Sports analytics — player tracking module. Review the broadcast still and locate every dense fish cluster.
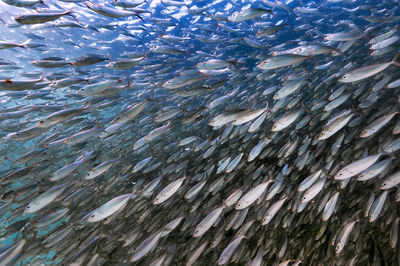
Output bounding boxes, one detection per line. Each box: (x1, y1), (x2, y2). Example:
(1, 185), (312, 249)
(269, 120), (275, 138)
(1, 0), (400, 265)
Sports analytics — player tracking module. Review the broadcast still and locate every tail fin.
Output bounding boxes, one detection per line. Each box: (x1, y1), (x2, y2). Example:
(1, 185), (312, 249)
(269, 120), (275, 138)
(66, 9), (79, 23)
(40, 0), (49, 8)
(391, 51), (400, 67)
(20, 39), (31, 49)
(135, 14), (144, 22)
(227, 59), (239, 70)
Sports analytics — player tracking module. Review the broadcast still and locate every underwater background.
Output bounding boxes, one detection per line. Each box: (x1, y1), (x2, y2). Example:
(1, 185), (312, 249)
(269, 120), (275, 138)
(1, 0), (400, 265)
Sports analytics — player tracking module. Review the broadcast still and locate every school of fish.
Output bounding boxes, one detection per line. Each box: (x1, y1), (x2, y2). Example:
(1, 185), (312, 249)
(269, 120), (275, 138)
(0, 0), (400, 265)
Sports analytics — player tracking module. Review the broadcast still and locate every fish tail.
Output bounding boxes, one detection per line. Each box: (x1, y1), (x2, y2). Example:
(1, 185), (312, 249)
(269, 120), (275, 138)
(65, 8), (74, 15)
(62, 137), (70, 145)
(331, 47), (343, 55)
(391, 52), (400, 67)
(49, 79), (57, 86)
(20, 39), (31, 49)
(135, 14), (144, 22)
(39, 71), (45, 81)
(227, 59), (239, 70)
(146, 91), (156, 102)
(150, 82), (161, 88)
(40, 0), (49, 8)
(84, 102), (93, 113)
(66, 9), (79, 23)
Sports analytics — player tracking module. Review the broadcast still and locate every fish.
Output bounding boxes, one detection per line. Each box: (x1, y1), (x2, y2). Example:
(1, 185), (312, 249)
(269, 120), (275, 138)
(35, 107), (88, 128)
(335, 220), (358, 254)
(85, 2), (143, 19)
(71, 54), (109, 67)
(334, 154), (382, 180)
(85, 158), (118, 179)
(193, 205), (225, 237)
(0, 73), (44, 91)
(257, 54), (309, 70)
(318, 111), (354, 140)
(162, 75), (204, 89)
(153, 174), (186, 204)
(360, 111), (398, 138)
(339, 53), (400, 83)
(15, 10), (73, 24)
(24, 183), (69, 213)
(261, 197), (287, 225)
(271, 109), (303, 131)
(0, 39), (30, 50)
(228, 8), (271, 22)
(236, 180), (273, 210)
(217, 235), (247, 265)
(81, 193), (133, 222)
(106, 56), (144, 70)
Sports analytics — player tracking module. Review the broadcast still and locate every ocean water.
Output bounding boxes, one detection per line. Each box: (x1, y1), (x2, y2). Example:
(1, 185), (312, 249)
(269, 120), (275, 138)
(1, 0), (400, 265)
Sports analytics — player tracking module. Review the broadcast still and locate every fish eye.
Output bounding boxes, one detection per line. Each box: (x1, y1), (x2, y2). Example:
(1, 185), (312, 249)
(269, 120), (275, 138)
(39, 120), (44, 124)
(15, 133), (20, 136)
(26, 206), (30, 208)
(339, 173), (342, 176)
(91, 214), (95, 218)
